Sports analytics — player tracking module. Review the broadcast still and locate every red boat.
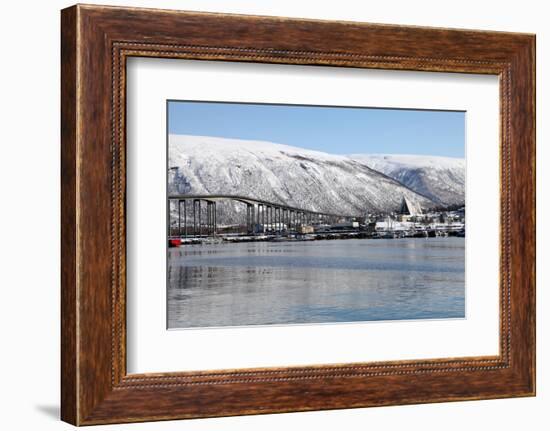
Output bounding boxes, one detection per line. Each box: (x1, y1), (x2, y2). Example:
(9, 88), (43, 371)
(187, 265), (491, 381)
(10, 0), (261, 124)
(168, 239), (182, 248)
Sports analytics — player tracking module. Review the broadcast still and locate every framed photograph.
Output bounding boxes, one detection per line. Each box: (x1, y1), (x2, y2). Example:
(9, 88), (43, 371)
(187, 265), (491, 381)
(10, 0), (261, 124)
(61, 4), (536, 425)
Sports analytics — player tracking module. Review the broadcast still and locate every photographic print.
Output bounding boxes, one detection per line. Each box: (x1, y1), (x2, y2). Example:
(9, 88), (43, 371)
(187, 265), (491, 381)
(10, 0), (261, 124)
(167, 101), (466, 329)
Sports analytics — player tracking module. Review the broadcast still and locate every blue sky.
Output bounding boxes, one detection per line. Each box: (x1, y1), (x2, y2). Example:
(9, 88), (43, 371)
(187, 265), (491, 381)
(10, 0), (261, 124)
(168, 101), (465, 158)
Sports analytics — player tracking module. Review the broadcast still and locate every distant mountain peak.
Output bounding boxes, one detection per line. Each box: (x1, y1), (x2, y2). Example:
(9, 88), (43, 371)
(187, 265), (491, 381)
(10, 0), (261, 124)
(350, 153), (465, 206)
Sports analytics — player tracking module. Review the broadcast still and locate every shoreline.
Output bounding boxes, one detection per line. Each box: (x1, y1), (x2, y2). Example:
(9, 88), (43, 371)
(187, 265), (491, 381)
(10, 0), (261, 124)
(169, 230), (465, 246)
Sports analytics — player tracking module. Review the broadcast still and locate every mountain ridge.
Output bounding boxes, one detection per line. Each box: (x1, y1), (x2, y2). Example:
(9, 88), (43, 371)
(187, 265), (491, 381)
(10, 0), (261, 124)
(350, 153), (465, 206)
(168, 135), (463, 223)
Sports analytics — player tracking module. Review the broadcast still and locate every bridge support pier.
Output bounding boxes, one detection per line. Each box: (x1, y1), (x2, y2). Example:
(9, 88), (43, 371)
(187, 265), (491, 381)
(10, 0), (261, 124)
(206, 201), (215, 236)
(206, 202), (210, 236)
(251, 204), (255, 234)
(288, 210), (292, 232)
(260, 204), (264, 231)
(198, 200), (202, 236)
(177, 200), (181, 237)
(193, 200), (197, 236)
(183, 200), (187, 238)
(246, 203), (253, 234)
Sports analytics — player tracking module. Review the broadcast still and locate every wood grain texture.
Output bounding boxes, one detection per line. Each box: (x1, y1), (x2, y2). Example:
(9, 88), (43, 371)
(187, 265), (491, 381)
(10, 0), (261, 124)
(60, 4), (536, 425)
(60, 5), (78, 425)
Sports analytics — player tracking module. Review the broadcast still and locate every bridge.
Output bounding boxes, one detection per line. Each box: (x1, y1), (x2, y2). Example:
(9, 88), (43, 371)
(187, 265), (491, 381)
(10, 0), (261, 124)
(168, 194), (360, 238)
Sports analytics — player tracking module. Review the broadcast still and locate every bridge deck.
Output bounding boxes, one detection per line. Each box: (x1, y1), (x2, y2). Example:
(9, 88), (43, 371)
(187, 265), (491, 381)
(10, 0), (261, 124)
(168, 194), (360, 219)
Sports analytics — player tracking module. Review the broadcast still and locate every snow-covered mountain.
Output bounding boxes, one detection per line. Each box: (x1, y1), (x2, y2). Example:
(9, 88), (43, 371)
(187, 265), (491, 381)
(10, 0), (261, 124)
(168, 135), (437, 224)
(350, 154), (465, 206)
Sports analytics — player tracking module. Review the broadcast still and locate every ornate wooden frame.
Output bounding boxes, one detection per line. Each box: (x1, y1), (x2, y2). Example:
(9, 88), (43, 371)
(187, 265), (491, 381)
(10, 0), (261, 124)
(61, 4), (535, 425)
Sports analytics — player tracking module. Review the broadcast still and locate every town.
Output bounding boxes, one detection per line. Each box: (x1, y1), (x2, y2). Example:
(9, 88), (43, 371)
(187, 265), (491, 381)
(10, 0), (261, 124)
(168, 195), (465, 247)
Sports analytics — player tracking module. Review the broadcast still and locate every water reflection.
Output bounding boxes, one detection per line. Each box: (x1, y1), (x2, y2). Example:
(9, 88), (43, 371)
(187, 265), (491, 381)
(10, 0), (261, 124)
(167, 238), (465, 328)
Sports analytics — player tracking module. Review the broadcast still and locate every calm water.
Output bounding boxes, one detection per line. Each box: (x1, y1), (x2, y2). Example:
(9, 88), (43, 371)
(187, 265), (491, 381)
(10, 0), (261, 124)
(167, 237), (465, 329)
